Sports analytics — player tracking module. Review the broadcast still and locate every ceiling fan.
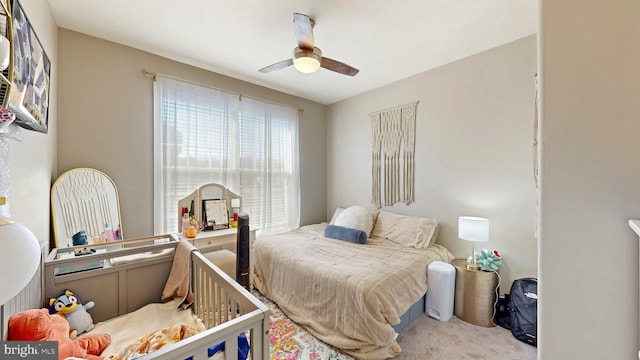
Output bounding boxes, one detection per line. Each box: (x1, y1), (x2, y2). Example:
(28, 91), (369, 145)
(258, 13), (359, 76)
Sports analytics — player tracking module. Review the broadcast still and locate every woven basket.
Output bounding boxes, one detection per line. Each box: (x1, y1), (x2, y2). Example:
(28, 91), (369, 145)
(452, 259), (499, 327)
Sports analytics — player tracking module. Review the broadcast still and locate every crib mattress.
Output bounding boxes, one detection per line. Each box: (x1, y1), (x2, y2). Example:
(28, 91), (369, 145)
(88, 299), (206, 357)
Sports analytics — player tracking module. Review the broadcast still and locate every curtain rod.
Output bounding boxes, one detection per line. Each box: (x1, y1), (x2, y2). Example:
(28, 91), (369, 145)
(142, 68), (304, 113)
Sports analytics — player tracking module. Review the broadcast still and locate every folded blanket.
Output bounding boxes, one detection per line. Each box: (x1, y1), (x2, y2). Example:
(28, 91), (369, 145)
(161, 239), (198, 309)
(324, 224), (367, 244)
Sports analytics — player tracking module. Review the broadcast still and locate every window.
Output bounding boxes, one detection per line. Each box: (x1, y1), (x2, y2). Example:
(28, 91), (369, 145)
(153, 76), (300, 235)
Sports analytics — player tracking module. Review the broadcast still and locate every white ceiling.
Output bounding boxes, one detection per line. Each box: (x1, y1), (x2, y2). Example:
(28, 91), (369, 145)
(46, 0), (537, 105)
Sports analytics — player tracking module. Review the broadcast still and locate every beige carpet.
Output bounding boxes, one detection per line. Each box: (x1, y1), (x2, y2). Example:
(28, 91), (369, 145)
(396, 314), (537, 359)
(256, 288), (536, 359)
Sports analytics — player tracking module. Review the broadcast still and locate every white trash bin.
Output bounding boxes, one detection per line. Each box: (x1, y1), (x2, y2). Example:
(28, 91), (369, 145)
(425, 260), (455, 321)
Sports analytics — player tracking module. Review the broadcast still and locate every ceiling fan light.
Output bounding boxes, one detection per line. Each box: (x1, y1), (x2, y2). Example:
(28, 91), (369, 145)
(294, 57), (320, 73)
(293, 47), (322, 74)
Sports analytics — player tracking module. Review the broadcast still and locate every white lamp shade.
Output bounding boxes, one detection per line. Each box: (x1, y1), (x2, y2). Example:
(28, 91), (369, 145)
(0, 222), (40, 305)
(0, 35), (9, 71)
(458, 216), (489, 243)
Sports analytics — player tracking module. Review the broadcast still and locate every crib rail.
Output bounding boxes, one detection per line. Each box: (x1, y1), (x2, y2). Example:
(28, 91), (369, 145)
(138, 251), (270, 360)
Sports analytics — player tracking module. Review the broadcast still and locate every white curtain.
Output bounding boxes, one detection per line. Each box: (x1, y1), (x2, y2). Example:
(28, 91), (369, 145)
(153, 76), (300, 235)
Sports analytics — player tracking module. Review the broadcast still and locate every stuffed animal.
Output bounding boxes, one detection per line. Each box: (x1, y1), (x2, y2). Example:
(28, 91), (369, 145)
(8, 308), (110, 360)
(475, 249), (504, 271)
(49, 290), (96, 338)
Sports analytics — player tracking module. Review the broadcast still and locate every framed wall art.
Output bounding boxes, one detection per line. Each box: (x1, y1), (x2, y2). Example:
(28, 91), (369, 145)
(7, 0), (51, 133)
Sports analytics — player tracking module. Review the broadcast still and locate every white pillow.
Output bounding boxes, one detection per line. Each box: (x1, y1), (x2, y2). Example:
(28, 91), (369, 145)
(333, 205), (375, 236)
(329, 207), (345, 224)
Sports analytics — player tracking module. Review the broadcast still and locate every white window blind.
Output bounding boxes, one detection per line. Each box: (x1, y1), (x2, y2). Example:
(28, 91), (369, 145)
(153, 76), (300, 235)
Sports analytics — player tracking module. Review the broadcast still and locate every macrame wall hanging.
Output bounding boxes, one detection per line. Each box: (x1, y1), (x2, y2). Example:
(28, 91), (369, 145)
(370, 101), (418, 208)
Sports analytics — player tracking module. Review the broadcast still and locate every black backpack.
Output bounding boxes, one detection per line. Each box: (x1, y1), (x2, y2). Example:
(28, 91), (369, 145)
(507, 278), (537, 346)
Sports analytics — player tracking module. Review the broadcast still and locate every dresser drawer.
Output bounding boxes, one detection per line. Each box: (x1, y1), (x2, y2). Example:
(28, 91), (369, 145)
(194, 234), (236, 253)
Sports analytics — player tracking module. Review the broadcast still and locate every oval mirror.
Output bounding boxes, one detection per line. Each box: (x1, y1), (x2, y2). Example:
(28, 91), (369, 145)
(51, 168), (123, 248)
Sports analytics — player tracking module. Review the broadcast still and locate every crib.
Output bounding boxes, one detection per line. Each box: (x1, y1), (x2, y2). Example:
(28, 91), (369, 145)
(43, 234), (270, 360)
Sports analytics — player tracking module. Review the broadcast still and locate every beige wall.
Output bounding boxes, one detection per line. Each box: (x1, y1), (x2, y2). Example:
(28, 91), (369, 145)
(7, 0), (57, 249)
(327, 35), (538, 290)
(56, 29), (327, 241)
(539, 0), (640, 358)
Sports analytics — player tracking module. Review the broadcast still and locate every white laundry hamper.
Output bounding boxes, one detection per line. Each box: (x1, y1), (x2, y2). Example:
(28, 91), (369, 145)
(425, 260), (455, 321)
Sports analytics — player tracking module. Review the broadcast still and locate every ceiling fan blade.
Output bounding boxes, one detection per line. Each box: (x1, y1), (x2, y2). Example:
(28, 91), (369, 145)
(293, 13), (314, 50)
(258, 59), (294, 73)
(320, 57), (359, 76)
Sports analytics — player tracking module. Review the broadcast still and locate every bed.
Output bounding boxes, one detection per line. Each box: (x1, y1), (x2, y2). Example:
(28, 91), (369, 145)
(253, 206), (454, 359)
(39, 234), (270, 360)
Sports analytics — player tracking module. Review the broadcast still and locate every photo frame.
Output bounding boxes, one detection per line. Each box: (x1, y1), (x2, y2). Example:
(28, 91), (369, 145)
(7, 0), (51, 133)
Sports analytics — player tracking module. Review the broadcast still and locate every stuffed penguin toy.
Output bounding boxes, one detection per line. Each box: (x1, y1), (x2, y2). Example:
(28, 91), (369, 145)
(49, 290), (95, 339)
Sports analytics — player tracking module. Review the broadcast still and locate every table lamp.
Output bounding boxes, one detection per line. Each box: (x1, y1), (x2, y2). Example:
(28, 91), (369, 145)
(0, 205), (40, 305)
(458, 216), (489, 271)
(0, 107), (41, 305)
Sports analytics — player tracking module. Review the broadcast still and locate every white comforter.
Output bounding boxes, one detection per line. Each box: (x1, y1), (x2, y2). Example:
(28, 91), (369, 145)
(253, 223), (454, 359)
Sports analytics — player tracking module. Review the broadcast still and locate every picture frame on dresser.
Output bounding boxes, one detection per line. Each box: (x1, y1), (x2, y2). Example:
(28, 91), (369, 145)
(8, 0), (51, 133)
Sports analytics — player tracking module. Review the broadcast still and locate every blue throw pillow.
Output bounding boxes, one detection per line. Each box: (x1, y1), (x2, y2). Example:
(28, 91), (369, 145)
(324, 225), (367, 244)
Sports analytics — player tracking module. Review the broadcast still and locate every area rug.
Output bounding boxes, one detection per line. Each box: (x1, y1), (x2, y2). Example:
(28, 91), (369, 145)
(254, 290), (536, 360)
(254, 292), (354, 360)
